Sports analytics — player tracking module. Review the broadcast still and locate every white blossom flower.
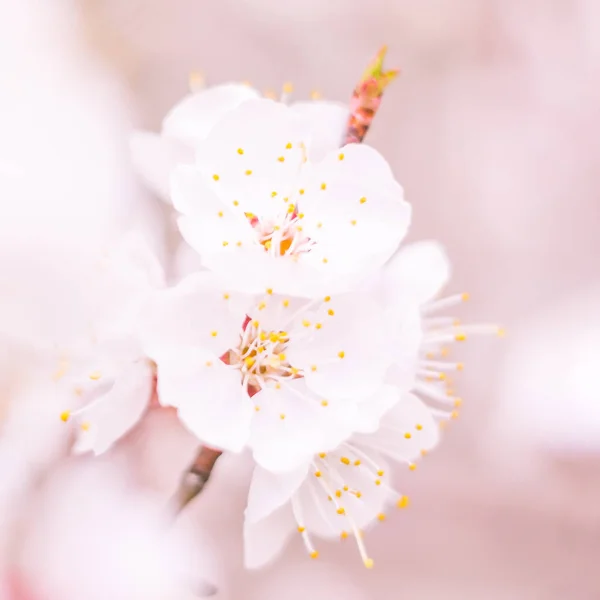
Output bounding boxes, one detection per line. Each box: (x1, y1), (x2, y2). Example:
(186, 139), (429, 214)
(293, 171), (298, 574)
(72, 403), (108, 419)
(138, 271), (408, 472)
(51, 233), (165, 454)
(172, 98), (410, 296)
(130, 83), (349, 203)
(243, 391), (439, 569)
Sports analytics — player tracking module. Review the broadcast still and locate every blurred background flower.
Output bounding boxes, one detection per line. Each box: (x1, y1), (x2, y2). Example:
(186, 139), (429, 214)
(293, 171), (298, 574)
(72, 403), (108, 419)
(1, 0), (600, 598)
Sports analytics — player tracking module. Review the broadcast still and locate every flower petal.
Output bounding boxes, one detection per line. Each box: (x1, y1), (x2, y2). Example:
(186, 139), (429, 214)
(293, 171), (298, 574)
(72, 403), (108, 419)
(354, 384), (401, 434)
(129, 131), (194, 202)
(290, 100), (349, 161)
(162, 83), (261, 144)
(159, 354), (252, 452)
(72, 360), (153, 455)
(243, 503), (296, 569)
(246, 463), (308, 523)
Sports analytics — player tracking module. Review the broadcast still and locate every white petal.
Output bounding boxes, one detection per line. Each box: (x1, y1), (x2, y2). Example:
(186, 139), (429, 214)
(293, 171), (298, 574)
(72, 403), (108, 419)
(382, 240), (451, 305)
(354, 385), (401, 434)
(130, 131), (194, 202)
(290, 100), (349, 161)
(162, 84), (261, 144)
(138, 271), (247, 362)
(72, 360), (153, 455)
(243, 503), (296, 569)
(246, 464), (308, 523)
(354, 392), (439, 462)
(159, 355), (253, 452)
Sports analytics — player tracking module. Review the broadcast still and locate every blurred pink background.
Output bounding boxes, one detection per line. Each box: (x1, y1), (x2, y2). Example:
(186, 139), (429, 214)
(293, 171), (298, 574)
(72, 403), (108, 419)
(2, 0), (600, 598)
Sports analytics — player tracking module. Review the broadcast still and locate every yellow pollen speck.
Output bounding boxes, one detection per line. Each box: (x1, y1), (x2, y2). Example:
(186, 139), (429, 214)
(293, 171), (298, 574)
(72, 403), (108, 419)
(377, 513), (386, 522)
(356, 491), (362, 498)
(336, 507), (345, 515)
(255, 405), (261, 412)
(315, 322), (322, 330)
(324, 295), (331, 302)
(409, 464), (417, 471)
(287, 204), (295, 214)
(291, 367), (299, 375)
(375, 479), (381, 485)
(318, 452), (326, 458)
(340, 531), (349, 540)
(252, 320), (259, 328)
(222, 241), (229, 247)
(416, 424), (423, 431)
(297, 525), (305, 533)
(404, 432), (412, 439)
(327, 309), (335, 316)
(455, 333), (467, 342)
(223, 293), (230, 300)
(364, 558), (374, 569)
(320, 183), (327, 190)
(314, 470), (322, 477)
(343, 485), (349, 491)
(310, 551), (319, 560)
(338, 351), (345, 359)
(89, 371), (101, 381)
(237, 148), (244, 155)
(269, 333), (279, 343)
(420, 449), (428, 457)
(317, 222), (323, 228)
(258, 301), (267, 310)
(439, 372), (446, 381)
(282, 299), (290, 307)
(377, 469), (384, 476)
(264, 240), (272, 250)
(272, 191), (278, 198)
(497, 327), (506, 338)
(286, 142), (293, 149)
(266, 287), (273, 295)
(264, 89), (277, 99)
(212, 174), (220, 181)
(60, 411), (70, 422)
(457, 362), (465, 371)
(245, 357), (255, 368)
(451, 410), (460, 419)
(311, 365), (317, 372)
(426, 352), (435, 359)
(340, 457), (350, 465)
(461, 292), (470, 301)
(275, 383), (281, 389)
(302, 319), (311, 327)
(245, 169), (253, 176)
(338, 152), (344, 160)
(310, 90), (322, 100)
(233, 200), (239, 206)
(441, 347), (450, 356)
(350, 219), (357, 226)
(454, 398), (463, 407)
(278, 353), (286, 361)
(321, 400), (328, 407)
(211, 330), (218, 337)
(297, 212), (305, 219)
(360, 197), (367, 204)
(81, 422), (90, 432)
(279, 413), (286, 420)
(236, 241), (242, 247)
(354, 460), (361, 466)
(335, 490), (342, 498)
(217, 211), (223, 218)
(299, 188), (305, 195)
(277, 156), (285, 162)
(397, 496), (410, 509)
(283, 81), (294, 93)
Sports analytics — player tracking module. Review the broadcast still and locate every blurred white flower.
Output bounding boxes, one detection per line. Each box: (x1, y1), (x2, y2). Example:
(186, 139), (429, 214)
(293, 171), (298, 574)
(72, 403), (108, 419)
(130, 82), (349, 203)
(173, 99), (409, 297)
(139, 271), (410, 472)
(243, 392), (439, 569)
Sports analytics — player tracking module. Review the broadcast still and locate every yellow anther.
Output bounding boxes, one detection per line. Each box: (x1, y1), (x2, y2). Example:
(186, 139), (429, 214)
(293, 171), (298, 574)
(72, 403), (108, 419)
(416, 424), (423, 431)
(409, 464), (417, 471)
(336, 507), (345, 515)
(340, 457), (350, 465)
(354, 460), (361, 466)
(337, 351), (345, 359)
(364, 558), (374, 569)
(320, 183), (327, 191)
(314, 470), (322, 477)
(259, 332), (267, 342)
(252, 320), (260, 328)
(317, 222), (323, 228)
(397, 496), (410, 509)
(205, 360), (213, 367)
(310, 90), (322, 100)
(340, 531), (348, 540)
(73, 387), (83, 397)
(310, 551), (319, 560)
(297, 525), (305, 533)
(377, 513), (386, 522)
(217, 211), (224, 218)
(299, 188), (305, 195)
(375, 479), (381, 486)
(282, 299), (290, 307)
(451, 410), (460, 419)
(461, 292), (470, 301)
(188, 70), (205, 91)
(223, 293), (230, 300)
(350, 219), (357, 226)
(269, 333), (279, 343)
(237, 148), (244, 155)
(318, 452), (326, 458)
(272, 191), (278, 198)
(426, 351), (435, 359)
(439, 372), (446, 381)
(242, 80), (252, 87)
(290, 367), (300, 375)
(455, 333), (467, 342)
(81, 422), (91, 432)
(264, 240), (272, 250)
(233, 200), (239, 206)
(89, 371), (101, 381)
(453, 319), (461, 326)
(255, 405), (261, 412)
(302, 319), (311, 328)
(457, 362), (464, 371)
(279, 413), (286, 420)
(212, 174), (220, 181)
(263, 89), (277, 99)
(420, 449), (428, 457)
(210, 330), (218, 337)
(321, 400), (328, 407)
(324, 295), (331, 302)
(453, 398), (463, 407)
(244, 357), (256, 369)
(315, 323), (322, 330)
(338, 152), (344, 160)
(297, 212), (305, 219)
(60, 411), (70, 422)
(287, 204), (295, 214)
(278, 353), (286, 361)
(335, 490), (342, 498)
(356, 491), (362, 498)
(222, 241), (229, 247)
(327, 309), (335, 316)
(404, 432), (412, 439)
(441, 347), (450, 356)
(277, 156), (285, 162)
(286, 142), (293, 149)
(377, 469), (384, 476)
(282, 82), (294, 94)
(359, 197), (367, 204)
(258, 301), (267, 310)
(310, 365), (317, 372)
(245, 169), (252, 176)
(497, 327), (506, 338)
(266, 287), (273, 295)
